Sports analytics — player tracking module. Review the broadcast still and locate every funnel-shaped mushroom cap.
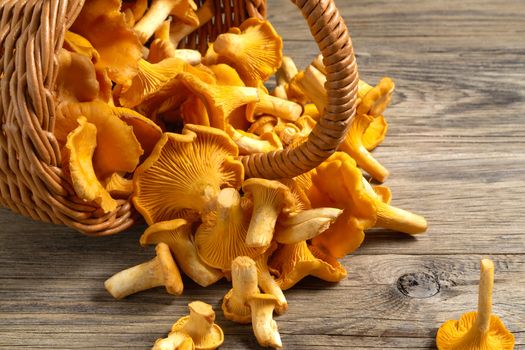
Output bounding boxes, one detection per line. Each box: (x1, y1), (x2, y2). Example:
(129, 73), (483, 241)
(362, 115), (388, 151)
(222, 256), (260, 323)
(104, 242), (183, 299)
(242, 179), (295, 248)
(171, 301), (224, 350)
(70, 0), (142, 86)
(140, 219), (223, 287)
(152, 331), (195, 350)
(112, 107), (163, 160)
(357, 78), (395, 117)
(133, 124), (243, 224)
(195, 189), (264, 271)
(436, 259), (515, 350)
(339, 113), (390, 183)
(56, 49), (99, 103)
(269, 241), (347, 290)
(213, 18), (283, 87)
(180, 96), (210, 127)
(57, 101), (143, 179)
(63, 117), (117, 213)
(177, 72), (259, 130)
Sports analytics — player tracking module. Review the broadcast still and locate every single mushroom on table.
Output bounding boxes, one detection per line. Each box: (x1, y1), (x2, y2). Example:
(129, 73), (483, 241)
(104, 243), (183, 299)
(222, 257), (282, 348)
(140, 219), (223, 287)
(436, 259), (515, 350)
(169, 301), (224, 350)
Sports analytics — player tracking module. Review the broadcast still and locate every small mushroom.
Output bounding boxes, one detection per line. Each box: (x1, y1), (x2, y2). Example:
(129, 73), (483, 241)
(362, 115), (388, 151)
(275, 56), (298, 86)
(227, 126), (282, 155)
(152, 331), (194, 350)
(103, 173), (133, 198)
(212, 18), (283, 87)
(170, 301), (224, 350)
(247, 293), (282, 348)
(70, 0), (142, 86)
(253, 243), (288, 314)
(294, 65), (327, 113)
(357, 78), (395, 118)
(242, 179), (295, 248)
(140, 219), (223, 287)
(170, 0), (215, 48)
(269, 240), (347, 290)
(436, 259), (515, 350)
(134, 0), (198, 44)
(148, 20), (177, 63)
(195, 188), (264, 271)
(63, 31), (100, 63)
(247, 87), (302, 122)
(62, 117), (117, 213)
(56, 49), (99, 104)
(247, 116), (278, 136)
(133, 124), (243, 224)
(104, 243), (183, 299)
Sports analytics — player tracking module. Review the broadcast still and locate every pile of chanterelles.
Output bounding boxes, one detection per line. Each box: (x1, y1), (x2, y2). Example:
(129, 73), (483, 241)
(57, 0), (427, 348)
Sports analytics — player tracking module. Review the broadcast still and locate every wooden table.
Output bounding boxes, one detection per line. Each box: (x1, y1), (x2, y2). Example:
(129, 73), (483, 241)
(1, 0), (524, 348)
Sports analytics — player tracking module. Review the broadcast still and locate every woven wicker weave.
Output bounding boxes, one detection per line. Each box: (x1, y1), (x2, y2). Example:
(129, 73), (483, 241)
(0, 0), (358, 235)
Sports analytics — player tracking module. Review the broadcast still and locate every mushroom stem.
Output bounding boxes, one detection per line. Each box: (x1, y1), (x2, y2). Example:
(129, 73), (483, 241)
(134, 0), (178, 44)
(248, 298), (282, 348)
(276, 56), (299, 85)
(231, 256), (260, 299)
(253, 93), (302, 122)
(181, 301), (215, 345)
(358, 79), (374, 99)
(297, 65), (327, 113)
(152, 332), (193, 350)
(257, 270), (288, 314)
(272, 85), (288, 100)
(275, 208), (343, 244)
(475, 259), (494, 333)
(104, 244), (183, 298)
(170, 0), (214, 47)
(375, 201), (427, 234)
(246, 203), (279, 248)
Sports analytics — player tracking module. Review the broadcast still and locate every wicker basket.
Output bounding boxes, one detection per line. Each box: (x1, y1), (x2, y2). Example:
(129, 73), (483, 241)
(0, 0), (358, 235)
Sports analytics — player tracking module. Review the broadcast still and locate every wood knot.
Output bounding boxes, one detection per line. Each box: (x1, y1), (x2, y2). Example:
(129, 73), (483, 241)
(396, 272), (440, 298)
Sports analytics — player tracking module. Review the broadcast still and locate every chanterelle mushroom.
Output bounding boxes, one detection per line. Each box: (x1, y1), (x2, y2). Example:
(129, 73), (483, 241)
(104, 243), (183, 299)
(140, 219), (223, 287)
(152, 332), (194, 350)
(242, 179), (295, 248)
(195, 188), (264, 272)
(170, 301), (224, 350)
(436, 259), (515, 350)
(133, 124), (243, 224)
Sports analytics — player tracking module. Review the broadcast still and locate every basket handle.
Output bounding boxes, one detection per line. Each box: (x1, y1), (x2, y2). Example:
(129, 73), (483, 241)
(239, 0), (358, 179)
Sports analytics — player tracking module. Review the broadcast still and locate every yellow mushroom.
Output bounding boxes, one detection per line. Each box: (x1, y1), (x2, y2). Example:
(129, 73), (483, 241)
(271, 84), (288, 100)
(63, 117), (117, 213)
(134, 0), (198, 44)
(104, 243), (183, 299)
(247, 116), (278, 136)
(170, 301), (224, 350)
(357, 78), (395, 118)
(295, 65), (327, 113)
(63, 31), (100, 64)
(275, 56), (298, 86)
(70, 0), (142, 86)
(57, 101), (143, 179)
(222, 256), (260, 323)
(310, 152), (427, 258)
(303, 103), (320, 120)
(285, 71), (309, 105)
(195, 188), (264, 272)
(253, 242), (287, 314)
(212, 18), (283, 87)
(274, 207), (343, 244)
(247, 87), (302, 123)
(56, 49), (99, 103)
(140, 219), (223, 287)
(152, 332), (194, 350)
(372, 185), (392, 204)
(148, 20), (177, 63)
(242, 179), (295, 248)
(362, 115), (388, 151)
(170, 0), (215, 48)
(269, 241), (347, 290)
(103, 173), (133, 198)
(179, 96), (210, 127)
(222, 257), (282, 348)
(436, 259), (515, 350)
(177, 72), (259, 130)
(133, 124), (243, 224)
(122, 0), (148, 25)
(226, 126), (282, 155)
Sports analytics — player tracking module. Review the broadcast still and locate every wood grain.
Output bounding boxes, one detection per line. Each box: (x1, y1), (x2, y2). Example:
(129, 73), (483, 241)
(1, 0), (524, 349)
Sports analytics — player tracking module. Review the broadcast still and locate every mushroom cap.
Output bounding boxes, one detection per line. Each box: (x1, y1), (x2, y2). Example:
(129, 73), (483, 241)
(56, 49), (99, 103)
(152, 332), (195, 350)
(221, 288), (252, 324)
(213, 18), (283, 87)
(242, 178), (295, 213)
(140, 218), (191, 247)
(156, 242), (184, 295)
(362, 115), (388, 151)
(63, 31), (100, 63)
(63, 117), (117, 213)
(133, 125), (243, 224)
(357, 77), (395, 117)
(171, 302), (224, 350)
(103, 173), (133, 198)
(436, 311), (515, 350)
(372, 185), (392, 204)
(70, 0), (142, 86)
(248, 292), (280, 307)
